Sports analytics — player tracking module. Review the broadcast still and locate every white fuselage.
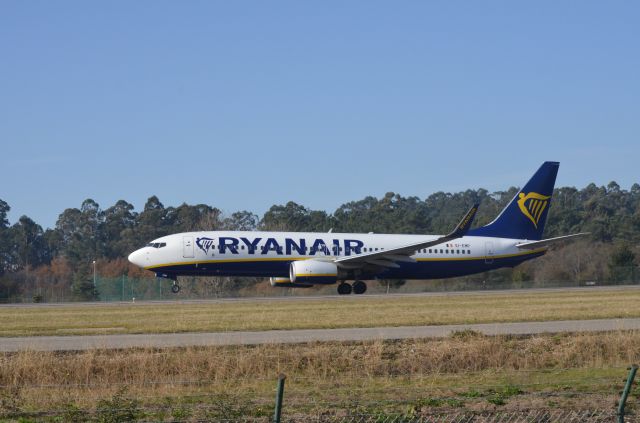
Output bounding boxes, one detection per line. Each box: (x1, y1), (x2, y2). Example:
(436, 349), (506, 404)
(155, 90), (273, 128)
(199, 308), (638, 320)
(128, 231), (544, 281)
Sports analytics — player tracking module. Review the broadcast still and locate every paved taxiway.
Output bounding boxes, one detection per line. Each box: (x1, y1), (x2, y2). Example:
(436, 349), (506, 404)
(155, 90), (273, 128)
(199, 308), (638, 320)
(2, 318), (639, 352)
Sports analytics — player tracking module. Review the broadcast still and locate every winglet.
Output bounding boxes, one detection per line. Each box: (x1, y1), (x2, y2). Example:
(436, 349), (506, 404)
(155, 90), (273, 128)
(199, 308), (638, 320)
(449, 203), (479, 237)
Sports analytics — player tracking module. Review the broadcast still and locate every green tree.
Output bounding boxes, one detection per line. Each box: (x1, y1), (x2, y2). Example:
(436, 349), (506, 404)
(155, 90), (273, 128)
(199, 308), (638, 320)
(8, 216), (51, 269)
(260, 202), (332, 232)
(172, 203), (218, 232)
(223, 211), (259, 231)
(71, 271), (99, 301)
(0, 199), (8, 228)
(608, 243), (636, 283)
(55, 200), (104, 267)
(102, 200), (137, 259)
(134, 196), (172, 246)
(0, 199), (10, 275)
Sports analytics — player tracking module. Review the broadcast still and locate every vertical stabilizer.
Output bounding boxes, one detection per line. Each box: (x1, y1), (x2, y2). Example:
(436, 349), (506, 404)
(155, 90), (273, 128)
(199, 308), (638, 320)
(468, 162), (559, 240)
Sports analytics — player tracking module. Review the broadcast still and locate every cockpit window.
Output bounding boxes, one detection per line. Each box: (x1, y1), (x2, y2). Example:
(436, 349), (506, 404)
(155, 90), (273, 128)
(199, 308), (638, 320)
(146, 242), (167, 248)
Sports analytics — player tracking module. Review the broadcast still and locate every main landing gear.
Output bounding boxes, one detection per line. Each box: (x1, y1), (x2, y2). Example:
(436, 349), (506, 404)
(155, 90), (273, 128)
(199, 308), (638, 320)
(352, 280), (367, 295)
(337, 281), (367, 295)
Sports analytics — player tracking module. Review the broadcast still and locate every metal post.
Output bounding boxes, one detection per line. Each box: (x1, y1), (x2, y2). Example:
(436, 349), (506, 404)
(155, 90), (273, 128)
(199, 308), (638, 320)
(273, 374), (286, 423)
(618, 364), (638, 423)
(93, 260), (96, 287)
(122, 275), (125, 301)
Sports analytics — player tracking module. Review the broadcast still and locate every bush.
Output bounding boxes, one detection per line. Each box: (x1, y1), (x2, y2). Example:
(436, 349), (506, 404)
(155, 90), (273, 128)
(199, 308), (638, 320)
(95, 388), (141, 423)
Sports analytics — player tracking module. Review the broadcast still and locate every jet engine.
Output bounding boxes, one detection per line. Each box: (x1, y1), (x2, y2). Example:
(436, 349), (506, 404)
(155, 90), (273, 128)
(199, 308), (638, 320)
(269, 277), (313, 288)
(290, 260), (339, 284)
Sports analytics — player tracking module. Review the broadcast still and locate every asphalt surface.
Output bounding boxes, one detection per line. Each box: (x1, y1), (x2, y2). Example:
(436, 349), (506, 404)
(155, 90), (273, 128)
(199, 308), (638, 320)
(2, 318), (640, 352)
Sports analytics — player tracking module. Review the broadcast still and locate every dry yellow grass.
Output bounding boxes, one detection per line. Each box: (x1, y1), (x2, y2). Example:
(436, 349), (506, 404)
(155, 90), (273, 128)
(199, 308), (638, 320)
(1, 287), (640, 337)
(1, 331), (638, 415)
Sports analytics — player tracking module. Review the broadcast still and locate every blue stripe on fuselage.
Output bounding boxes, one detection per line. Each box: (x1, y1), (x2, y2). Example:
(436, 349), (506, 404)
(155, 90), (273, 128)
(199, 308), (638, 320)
(148, 251), (545, 280)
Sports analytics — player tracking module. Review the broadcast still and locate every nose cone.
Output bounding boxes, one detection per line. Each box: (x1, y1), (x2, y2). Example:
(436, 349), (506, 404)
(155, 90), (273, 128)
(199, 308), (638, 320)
(128, 249), (145, 268)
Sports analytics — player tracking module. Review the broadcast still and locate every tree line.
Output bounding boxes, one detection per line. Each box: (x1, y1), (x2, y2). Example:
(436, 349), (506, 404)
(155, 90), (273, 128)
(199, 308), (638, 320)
(0, 180), (638, 301)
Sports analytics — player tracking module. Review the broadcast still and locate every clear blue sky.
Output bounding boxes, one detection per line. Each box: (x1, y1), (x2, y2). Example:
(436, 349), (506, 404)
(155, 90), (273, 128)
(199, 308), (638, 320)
(1, 1), (638, 229)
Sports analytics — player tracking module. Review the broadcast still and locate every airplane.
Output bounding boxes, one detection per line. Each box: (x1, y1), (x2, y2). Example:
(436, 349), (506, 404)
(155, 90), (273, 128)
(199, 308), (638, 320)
(128, 161), (587, 295)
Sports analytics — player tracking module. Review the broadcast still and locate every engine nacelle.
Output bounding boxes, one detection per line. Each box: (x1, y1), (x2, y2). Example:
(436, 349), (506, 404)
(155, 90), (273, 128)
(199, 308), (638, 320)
(269, 277), (313, 288)
(290, 260), (339, 285)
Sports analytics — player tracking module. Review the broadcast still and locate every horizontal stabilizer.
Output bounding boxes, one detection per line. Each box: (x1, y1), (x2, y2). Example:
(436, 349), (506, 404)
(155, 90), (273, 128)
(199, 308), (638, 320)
(515, 233), (590, 250)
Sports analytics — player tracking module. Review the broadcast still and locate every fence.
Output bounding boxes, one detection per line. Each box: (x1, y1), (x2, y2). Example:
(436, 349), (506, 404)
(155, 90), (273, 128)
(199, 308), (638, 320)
(1, 367), (637, 422)
(4, 267), (640, 304)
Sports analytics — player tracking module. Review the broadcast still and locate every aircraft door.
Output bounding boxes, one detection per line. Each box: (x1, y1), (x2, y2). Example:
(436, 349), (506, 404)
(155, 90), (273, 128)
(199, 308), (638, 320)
(183, 236), (194, 258)
(484, 241), (494, 264)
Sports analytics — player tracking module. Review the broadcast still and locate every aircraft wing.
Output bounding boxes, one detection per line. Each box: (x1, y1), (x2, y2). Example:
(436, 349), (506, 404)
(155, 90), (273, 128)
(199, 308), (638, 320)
(334, 203), (479, 269)
(515, 233), (590, 250)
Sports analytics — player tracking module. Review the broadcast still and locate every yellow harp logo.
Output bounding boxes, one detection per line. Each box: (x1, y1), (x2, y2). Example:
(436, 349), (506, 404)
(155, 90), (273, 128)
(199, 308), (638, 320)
(517, 192), (550, 228)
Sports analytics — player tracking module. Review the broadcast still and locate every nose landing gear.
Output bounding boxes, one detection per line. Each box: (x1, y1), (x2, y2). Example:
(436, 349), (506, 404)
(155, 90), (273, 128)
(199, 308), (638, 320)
(337, 281), (367, 295)
(155, 272), (180, 294)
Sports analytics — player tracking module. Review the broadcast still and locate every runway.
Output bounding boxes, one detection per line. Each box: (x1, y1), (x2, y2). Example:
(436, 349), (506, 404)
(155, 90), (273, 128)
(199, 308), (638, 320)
(2, 318), (639, 352)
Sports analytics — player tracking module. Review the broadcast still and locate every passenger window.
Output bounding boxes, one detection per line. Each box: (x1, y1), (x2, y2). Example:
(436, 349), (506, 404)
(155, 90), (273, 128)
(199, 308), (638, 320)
(456, 250), (460, 254)
(440, 249), (443, 254)
(467, 250), (471, 254)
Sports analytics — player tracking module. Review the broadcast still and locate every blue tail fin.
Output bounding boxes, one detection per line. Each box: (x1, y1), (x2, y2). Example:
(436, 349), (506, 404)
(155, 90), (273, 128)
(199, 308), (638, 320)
(468, 161), (559, 240)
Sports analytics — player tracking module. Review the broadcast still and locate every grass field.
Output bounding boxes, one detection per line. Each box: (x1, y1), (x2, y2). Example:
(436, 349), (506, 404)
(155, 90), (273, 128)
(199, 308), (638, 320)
(0, 331), (638, 420)
(1, 287), (640, 337)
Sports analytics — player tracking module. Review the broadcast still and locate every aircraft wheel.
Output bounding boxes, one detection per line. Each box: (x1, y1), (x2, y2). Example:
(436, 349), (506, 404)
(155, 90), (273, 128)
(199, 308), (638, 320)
(171, 284), (181, 294)
(352, 280), (367, 295)
(337, 282), (352, 295)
